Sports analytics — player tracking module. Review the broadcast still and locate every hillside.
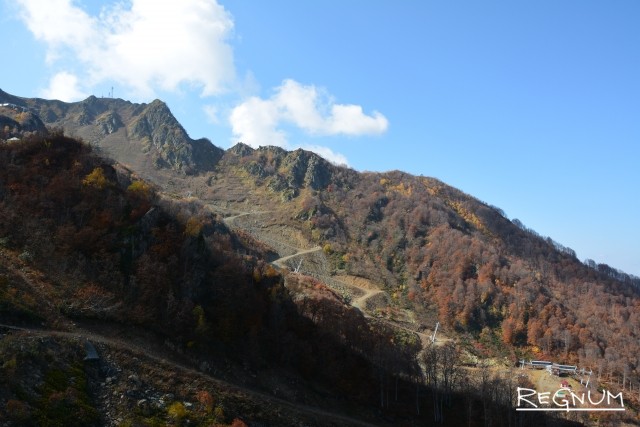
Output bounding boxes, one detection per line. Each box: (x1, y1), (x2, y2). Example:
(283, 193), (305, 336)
(199, 144), (640, 384)
(0, 89), (639, 425)
(0, 133), (413, 426)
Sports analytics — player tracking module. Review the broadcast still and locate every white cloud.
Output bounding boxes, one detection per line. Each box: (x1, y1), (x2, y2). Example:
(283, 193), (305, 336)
(229, 79), (388, 147)
(41, 71), (87, 101)
(327, 104), (389, 135)
(15, 0), (235, 98)
(229, 96), (286, 146)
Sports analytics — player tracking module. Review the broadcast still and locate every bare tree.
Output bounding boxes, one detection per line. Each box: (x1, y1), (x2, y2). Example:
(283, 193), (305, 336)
(440, 342), (462, 406)
(422, 342), (442, 422)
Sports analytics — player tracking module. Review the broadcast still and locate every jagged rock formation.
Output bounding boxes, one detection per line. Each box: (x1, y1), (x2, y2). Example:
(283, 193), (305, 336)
(221, 144), (338, 201)
(96, 110), (124, 135)
(0, 89), (223, 175)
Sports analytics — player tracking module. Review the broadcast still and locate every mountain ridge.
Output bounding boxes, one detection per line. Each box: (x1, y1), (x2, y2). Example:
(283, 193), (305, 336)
(0, 89), (224, 176)
(2, 89), (637, 285)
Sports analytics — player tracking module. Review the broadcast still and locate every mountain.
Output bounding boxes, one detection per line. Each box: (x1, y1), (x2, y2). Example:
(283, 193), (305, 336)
(0, 89), (638, 426)
(197, 141), (640, 372)
(0, 89), (223, 175)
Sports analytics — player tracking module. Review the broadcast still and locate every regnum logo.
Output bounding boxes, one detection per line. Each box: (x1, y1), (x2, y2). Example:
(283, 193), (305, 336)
(516, 387), (625, 412)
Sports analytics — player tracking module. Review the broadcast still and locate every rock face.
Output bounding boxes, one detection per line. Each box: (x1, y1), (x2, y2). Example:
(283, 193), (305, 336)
(224, 143), (338, 201)
(128, 99), (224, 174)
(96, 111), (124, 135)
(0, 89), (337, 192)
(227, 142), (254, 157)
(280, 149), (332, 191)
(0, 90), (224, 175)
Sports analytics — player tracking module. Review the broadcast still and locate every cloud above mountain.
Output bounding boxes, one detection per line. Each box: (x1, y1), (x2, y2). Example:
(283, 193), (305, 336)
(11, 0), (388, 165)
(15, 0), (235, 99)
(40, 71), (88, 101)
(230, 79), (388, 150)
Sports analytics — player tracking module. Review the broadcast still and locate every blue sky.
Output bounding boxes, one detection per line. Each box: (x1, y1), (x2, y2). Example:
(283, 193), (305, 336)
(1, 1), (638, 276)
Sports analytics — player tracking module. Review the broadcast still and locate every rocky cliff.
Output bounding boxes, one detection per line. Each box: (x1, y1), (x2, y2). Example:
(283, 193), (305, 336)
(0, 90), (223, 175)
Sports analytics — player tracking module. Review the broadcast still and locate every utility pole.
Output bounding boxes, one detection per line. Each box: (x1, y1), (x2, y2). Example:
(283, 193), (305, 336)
(431, 321), (440, 344)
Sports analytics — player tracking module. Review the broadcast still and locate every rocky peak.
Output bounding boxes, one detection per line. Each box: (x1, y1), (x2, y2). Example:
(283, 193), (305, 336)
(131, 100), (184, 139)
(282, 149), (331, 190)
(127, 100), (218, 174)
(257, 145), (287, 156)
(227, 142), (255, 157)
(1, 90), (224, 175)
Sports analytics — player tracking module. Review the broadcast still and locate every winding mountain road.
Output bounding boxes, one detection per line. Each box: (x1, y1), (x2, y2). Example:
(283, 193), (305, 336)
(272, 246), (323, 269)
(208, 204), (449, 348)
(351, 287), (384, 311)
(221, 210), (272, 227)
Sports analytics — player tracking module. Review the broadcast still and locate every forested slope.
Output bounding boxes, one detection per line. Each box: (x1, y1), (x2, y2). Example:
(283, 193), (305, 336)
(218, 145), (640, 386)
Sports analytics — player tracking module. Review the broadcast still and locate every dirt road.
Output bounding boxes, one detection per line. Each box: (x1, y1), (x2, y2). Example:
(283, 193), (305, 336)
(0, 322), (379, 427)
(272, 246), (323, 268)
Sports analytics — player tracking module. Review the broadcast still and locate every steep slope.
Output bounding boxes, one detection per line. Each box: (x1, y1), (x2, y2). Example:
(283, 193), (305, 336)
(196, 142), (640, 389)
(0, 90), (223, 176)
(0, 134), (425, 426)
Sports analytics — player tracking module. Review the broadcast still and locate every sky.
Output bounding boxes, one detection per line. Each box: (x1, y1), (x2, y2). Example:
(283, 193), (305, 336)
(0, 1), (638, 276)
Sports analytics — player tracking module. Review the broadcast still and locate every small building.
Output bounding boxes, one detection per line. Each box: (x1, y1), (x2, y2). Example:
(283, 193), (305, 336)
(529, 360), (552, 369)
(547, 363), (577, 377)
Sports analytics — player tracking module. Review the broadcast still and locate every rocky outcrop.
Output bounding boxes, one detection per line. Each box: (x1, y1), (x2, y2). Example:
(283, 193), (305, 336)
(225, 145), (336, 201)
(1, 90), (225, 175)
(128, 100), (222, 174)
(190, 137), (224, 174)
(227, 142), (254, 157)
(96, 111), (124, 135)
(281, 149), (331, 190)
(303, 153), (331, 190)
